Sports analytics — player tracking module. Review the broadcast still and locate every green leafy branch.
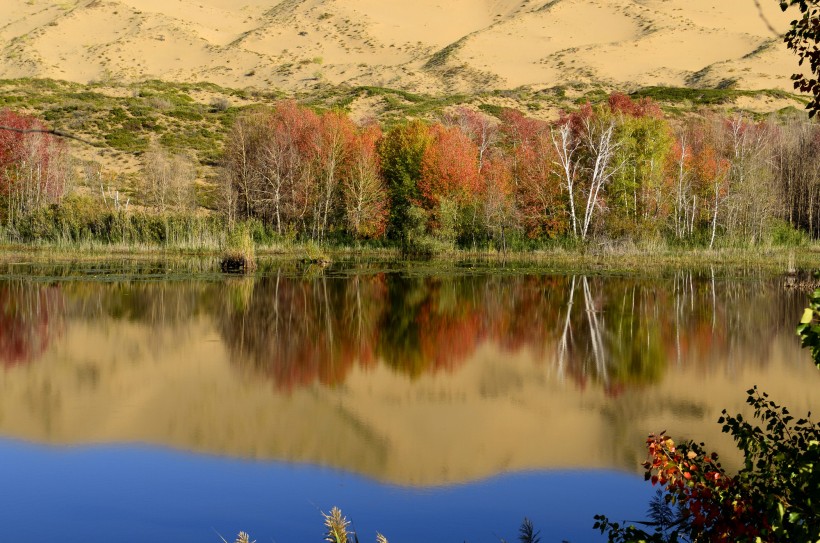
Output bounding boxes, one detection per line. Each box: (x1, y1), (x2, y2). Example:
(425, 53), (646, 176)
(797, 287), (820, 368)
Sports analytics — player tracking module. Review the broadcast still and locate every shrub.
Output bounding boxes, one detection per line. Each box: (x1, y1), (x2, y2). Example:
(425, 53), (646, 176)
(769, 219), (808, 247)
(595, 394), (819, 542)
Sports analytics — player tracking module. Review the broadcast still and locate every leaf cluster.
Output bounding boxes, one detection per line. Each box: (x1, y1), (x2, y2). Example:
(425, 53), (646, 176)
(779, 0), (820, 117)
(797, 286), (820, 367)
(596, 386), (819, 542)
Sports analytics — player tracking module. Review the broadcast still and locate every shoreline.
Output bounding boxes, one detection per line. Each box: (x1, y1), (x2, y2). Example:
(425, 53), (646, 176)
(1, 242), (817, 275)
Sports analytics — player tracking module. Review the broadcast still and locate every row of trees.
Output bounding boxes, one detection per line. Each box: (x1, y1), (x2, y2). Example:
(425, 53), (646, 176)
(221, 103), (387, 242)
(2, 97), (818, 250)
(221, 96), (820, 250)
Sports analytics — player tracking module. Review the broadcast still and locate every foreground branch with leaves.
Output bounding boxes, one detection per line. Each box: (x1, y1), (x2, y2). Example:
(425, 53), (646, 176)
(595, 388), (819, 543)
(779, 0), (820, 117)
(797, 287), (820, 367)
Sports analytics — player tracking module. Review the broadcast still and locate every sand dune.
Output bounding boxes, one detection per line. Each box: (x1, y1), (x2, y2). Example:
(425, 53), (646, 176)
(0, 0), (804, 94)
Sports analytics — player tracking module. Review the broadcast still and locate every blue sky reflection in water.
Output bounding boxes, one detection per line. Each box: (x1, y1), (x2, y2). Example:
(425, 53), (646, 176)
(1, 266), (820, 542)
(0, 438), (653, 543)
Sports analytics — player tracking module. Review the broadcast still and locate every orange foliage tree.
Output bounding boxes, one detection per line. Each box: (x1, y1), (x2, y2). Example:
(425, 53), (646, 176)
(419, 123), (482, 241)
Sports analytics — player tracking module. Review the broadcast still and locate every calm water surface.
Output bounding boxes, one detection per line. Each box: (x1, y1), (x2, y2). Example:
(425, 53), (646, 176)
(0, 261), (818, 542)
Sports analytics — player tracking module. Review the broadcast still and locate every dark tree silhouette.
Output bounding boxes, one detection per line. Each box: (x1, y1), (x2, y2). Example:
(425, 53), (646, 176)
(779, 0), (820, 117)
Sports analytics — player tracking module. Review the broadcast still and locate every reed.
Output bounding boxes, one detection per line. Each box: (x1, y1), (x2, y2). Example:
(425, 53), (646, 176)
(227, 510), (547, 543)
(220, 224), (256, 273)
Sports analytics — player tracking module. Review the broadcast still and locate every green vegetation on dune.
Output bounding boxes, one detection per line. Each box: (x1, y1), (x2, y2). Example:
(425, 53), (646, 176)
(0, 77), (807, 155)
(629, 86), (806, 108)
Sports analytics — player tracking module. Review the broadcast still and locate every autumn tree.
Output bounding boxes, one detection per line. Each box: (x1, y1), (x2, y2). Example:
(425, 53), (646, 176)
(0, 110), (71, 227)
(499, 109), (566, 239)
(419, 123), (482, 243)
(697, 122), (731, 249)
(675, 116), (732, 247)
(312, 110), (356, 242)
(771, 113), (820, 236)
(263, 101), (320, 237)
(669, 132), (697, 241)
(565, 104), (625, 241)
(606, 94), (673, 238)
(342, 123), (387, 239)
(224, 103), (389, 242)
(221, 110), (270, 226)
(549, 117), (582, 238)
(141, 143), (197, 212)
(480, 154), (517, 253)
(443, 106), (498, 173)
(444, 107), (509, 246)
(221, 102), (321, 236)
(722, 115), (778, 244)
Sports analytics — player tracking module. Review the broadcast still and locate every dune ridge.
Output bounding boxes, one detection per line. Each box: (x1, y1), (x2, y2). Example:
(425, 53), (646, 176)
(0, 0), (804, 94)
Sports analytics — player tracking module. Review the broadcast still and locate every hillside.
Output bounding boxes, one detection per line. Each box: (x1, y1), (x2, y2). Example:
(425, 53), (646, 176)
(0, 0), (805, 95)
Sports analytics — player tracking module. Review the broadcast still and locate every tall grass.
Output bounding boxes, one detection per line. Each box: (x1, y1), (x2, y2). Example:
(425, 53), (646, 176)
(220, 223), (256, 273)
(2, 197), (226, 251)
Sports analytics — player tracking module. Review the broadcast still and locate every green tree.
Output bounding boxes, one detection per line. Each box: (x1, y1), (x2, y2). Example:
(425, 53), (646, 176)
(378, 121), (432, 250)
(608, 105), (673, 238)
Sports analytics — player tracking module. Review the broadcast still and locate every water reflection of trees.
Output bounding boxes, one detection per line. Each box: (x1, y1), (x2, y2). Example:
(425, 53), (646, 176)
(64, 280), (217, 325)
(217, 272), (386, 390)
(0, 281), (64, 367)
(0, 279), (219, 367)
(0, 270), (801, 384)
(218, 271), (803, 391)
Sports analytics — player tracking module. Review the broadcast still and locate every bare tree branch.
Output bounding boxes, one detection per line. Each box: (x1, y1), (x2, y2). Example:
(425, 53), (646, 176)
(753, 0), (781, 38)
(0, 125), (95, 146)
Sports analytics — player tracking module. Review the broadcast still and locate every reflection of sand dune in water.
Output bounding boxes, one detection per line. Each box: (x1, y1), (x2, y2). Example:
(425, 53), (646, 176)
(0, 316), (818, 486)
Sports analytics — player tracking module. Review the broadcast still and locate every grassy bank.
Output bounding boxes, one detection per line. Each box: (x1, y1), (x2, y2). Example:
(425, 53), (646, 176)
(2, 196), (815, 270)
(2, 231), (818, 276)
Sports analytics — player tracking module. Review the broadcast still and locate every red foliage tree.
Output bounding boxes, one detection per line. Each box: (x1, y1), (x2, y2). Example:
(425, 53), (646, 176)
(444, 106), (498, 172)
(480, 153), (517, 251)
(0, 110), (69, 225)
(607, 92), (663, 119)
(500, 109), (572, 238)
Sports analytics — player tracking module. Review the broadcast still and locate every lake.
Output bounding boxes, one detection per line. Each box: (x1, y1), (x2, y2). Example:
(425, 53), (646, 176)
(0, 260), (818, 542)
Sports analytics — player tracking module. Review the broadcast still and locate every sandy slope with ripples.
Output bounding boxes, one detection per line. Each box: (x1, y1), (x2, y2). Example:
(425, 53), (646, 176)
(0, 0), (805, 94)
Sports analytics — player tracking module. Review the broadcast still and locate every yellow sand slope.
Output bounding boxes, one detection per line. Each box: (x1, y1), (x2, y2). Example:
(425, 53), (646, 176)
(0, 0), (802, 93)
